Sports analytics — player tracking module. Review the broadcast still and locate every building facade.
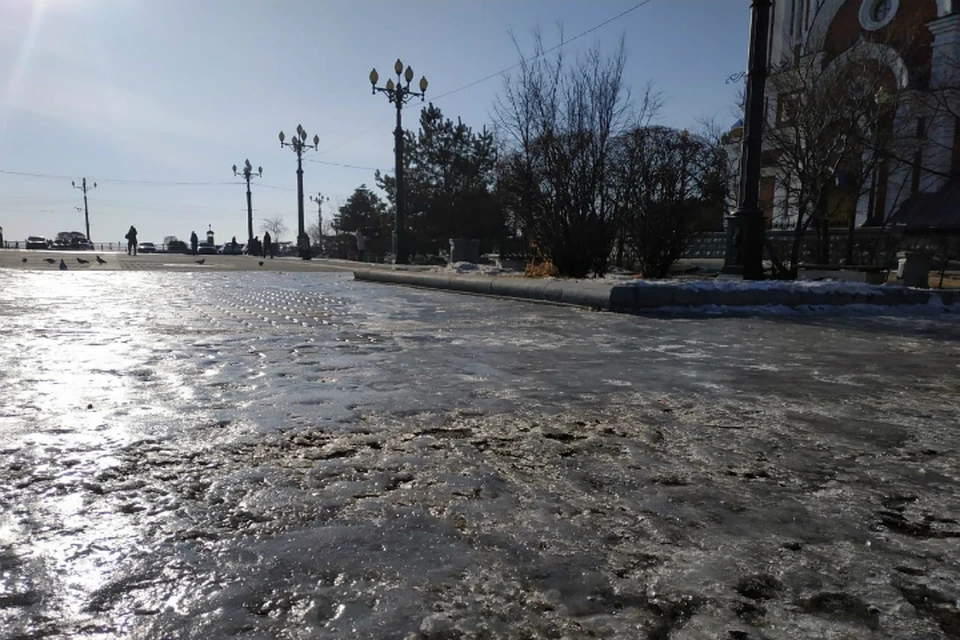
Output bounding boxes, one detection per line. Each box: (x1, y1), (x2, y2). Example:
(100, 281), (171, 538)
(727, 0), (960, 230)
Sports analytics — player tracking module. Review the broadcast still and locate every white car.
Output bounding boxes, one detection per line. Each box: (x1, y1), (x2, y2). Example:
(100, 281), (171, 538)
(25, 236), (47, 250)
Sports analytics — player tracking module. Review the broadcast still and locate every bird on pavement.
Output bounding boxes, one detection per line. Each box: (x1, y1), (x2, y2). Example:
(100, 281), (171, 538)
(96, 255), (106, 264)
(59, 259), (68, 270)
(195, 258), (205, 265)
(258, 261), (264, 266)
(21, 257), (27, 263)
(44, 258), (56, 264)
(77, 257), (89, 264)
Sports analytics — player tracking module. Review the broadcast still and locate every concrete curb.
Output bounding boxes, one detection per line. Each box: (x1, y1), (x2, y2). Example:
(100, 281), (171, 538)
(353, 269), (958, 313)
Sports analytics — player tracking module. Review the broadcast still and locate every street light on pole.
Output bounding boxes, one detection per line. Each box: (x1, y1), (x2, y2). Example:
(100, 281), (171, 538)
(279, 125), (319, 259)
(310, 192), (328, 247)
(232, 159), (263, 250)
(71, 178), (97, 243)
(722, 0), (772, 280)
(370, 59), (428, 264)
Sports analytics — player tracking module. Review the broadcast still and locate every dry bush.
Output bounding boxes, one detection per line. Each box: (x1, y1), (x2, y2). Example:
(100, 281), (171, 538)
(525, 259), (559, 278)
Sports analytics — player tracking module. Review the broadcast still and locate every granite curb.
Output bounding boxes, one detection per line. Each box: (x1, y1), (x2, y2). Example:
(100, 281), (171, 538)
(353, 268), (958, 312)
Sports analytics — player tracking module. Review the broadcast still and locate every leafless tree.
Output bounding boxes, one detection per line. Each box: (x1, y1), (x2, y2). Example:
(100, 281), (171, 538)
(493, 28), (640, 277)
(260, 216), (288, 244)
(763, 40), (917, 274)
(610, 125), (729, 277)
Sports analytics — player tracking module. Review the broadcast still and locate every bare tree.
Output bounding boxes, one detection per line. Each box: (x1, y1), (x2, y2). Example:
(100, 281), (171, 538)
(611, 126), (728, 277)
(763, 40), (917, 275)
(260, 216), (288, 244)
(493, 29), (636, 277)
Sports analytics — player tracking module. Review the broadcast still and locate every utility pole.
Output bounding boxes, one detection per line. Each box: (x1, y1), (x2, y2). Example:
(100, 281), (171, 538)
(233, 160), (262, 248)
(722, 0), (772, 280)
(71, 178), (97, 242)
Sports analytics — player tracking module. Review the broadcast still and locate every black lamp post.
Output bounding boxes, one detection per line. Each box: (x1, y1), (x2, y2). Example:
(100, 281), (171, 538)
(233, 160), (262, 249)
(310, 192), (328, 249)
(279, 125), (319, 260)
(723, 0), (773, 280)
(370, 59), (428, 264)
(71, 178), (97, 243)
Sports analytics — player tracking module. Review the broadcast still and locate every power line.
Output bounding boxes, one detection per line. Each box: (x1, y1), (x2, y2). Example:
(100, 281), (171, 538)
(316, 0), (655, 157)
(306, 158), (390, 172)
(0, 168), (241, 187)
(431, 0), (655, 103)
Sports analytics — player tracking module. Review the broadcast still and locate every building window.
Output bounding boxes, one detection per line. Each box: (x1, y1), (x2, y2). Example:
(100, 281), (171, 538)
(912, 117), (925, 195)
(776, 93), (799, 126)
(859, 0), (898, 31)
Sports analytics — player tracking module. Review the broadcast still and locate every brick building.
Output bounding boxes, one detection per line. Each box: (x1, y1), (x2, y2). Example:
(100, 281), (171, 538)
(727, 0), (960, 231)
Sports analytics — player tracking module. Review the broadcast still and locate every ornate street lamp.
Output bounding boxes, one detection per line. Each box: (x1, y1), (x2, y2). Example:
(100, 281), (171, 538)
(279, 125), (320, 259)
(233, 159), (262, 249)
(370, 58), (428, 264)
(310, 192), (328, 249)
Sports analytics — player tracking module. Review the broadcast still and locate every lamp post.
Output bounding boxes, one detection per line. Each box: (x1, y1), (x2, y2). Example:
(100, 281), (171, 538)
(71, 178), (97, 243)
(279, 125), (319, 259)
(310, 192), (328, 248)
(370, 59), (428, 264)
(233, 159), (262, 249)
(722, 0), (772, 280)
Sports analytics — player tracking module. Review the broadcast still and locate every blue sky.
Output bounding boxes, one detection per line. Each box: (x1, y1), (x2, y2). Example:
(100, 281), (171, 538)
(0, 0), (748, 246)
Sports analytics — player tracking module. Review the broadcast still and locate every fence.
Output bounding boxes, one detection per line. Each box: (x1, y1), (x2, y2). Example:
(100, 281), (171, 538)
(682, 228), (911, 267)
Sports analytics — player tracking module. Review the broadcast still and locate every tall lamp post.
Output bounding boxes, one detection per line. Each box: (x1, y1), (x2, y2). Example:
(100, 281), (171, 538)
(369, 59), (428, 264)
(71, 178), (97, 243)
(722, 0), (772, 280)
(310, 192), (328, 248)
(233, 159), (262, 249)
(279, 125), (319, 259)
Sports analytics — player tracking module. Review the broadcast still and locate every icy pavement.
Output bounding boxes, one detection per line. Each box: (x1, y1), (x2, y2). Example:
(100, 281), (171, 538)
(1, 269), (959, 639)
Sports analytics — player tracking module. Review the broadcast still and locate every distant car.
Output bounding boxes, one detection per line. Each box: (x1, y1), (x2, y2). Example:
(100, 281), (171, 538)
(166, 240), (189, 253)
(197, 242), (217, 255)
(25, 236), (47, 250)
(219, 242), (245, 255)
(137, 242), (157, 254)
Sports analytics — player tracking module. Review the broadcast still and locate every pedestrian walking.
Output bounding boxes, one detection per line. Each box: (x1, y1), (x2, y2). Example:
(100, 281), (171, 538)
(262, 231), (272, 259)
(190, 231), (199, 255)
(125, 226), (138, 255)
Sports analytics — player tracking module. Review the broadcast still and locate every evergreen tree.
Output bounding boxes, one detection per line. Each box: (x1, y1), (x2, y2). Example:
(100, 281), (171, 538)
(376, 104), (503, 254)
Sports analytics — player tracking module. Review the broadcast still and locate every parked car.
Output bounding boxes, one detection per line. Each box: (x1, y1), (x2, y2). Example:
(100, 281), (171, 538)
(197, 242), (217, 255)
(137, 242), (157, 254)
(53, 231), (93, 250)
(219, 242), (245, 255)
(25, 236), (48, 250)
(166, 240), (189, 253)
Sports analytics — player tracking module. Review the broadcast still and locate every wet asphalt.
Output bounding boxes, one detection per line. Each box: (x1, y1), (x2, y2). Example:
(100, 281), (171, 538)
(1, 268), (959, 639)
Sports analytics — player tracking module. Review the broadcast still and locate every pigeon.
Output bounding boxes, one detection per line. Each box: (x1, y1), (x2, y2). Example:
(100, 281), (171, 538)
(21, 257), (27, 263)
(195, 258), (205, 265)
(59, 259), (68, 270)
(96, 255), (106, 265)
(44, 258), (56, 264)
(258, 261), (264, 266)
(77, 257), (89, 264)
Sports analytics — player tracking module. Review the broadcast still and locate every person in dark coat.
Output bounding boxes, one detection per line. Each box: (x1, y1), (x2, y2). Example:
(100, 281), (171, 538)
(190, 231), (199, 255)
(125, 226), (138, 255)
(262, 231), (272, 259)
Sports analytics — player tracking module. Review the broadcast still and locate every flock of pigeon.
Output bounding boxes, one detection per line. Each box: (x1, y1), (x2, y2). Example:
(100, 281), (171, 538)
(22, 255), (110, 270)
(21, 255), (268, 269)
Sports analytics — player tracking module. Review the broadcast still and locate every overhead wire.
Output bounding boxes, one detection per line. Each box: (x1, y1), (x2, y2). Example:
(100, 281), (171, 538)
(315, 0), (655, 157)
(2, 2), (655, 195)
